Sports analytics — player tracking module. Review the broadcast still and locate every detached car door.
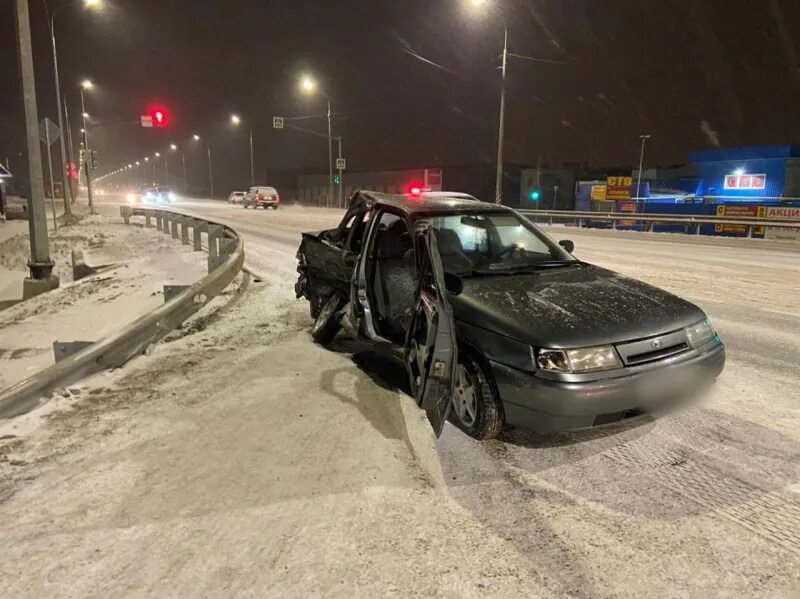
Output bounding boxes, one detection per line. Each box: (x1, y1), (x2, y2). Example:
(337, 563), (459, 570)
(404, 221), (458, 437)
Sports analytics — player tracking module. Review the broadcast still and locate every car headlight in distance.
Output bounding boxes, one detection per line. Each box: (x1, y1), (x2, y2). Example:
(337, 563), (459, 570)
(126, 193), (136, 203)
(685, 319), (719, 348)
(169, 192), (176, 201)
(536, 345), (622, 373)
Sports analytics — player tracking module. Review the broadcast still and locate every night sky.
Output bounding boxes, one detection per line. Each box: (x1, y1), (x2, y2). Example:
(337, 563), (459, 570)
(2, 0), (800, 192)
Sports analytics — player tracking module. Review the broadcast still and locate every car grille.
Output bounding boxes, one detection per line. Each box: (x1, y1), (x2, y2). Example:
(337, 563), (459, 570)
(615, 330), (691, 366)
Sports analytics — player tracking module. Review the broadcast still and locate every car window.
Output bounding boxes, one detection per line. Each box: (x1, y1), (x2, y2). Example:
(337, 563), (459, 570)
(426, 211), (574, 273)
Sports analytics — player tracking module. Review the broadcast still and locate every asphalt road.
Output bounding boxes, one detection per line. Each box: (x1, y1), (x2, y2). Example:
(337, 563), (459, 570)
(1, 195), (797, 597)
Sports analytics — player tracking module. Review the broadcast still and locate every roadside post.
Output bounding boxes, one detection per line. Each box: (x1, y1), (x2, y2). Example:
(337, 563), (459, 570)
(15, 0), (59, 298)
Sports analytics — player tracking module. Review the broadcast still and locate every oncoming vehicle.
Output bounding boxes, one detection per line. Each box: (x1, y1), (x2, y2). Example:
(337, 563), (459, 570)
(228, 191), (246, 204)
(142, 186), (176, 203)
(296, 191), (726, 439)
(243, 186), (280, 209)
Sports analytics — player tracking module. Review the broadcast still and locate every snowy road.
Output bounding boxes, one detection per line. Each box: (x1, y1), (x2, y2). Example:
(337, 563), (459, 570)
(1, 196), (798, 597)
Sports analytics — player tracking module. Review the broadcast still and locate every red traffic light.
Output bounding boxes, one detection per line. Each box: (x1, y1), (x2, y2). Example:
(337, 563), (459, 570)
(148, 105), (170, 128)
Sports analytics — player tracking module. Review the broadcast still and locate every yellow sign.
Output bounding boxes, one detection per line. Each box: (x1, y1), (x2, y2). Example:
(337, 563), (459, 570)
(606, 176), (633, 201)
(591, 185), (607, 201)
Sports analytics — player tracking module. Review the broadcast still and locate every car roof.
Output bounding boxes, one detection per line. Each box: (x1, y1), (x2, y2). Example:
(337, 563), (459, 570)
(355, 190), (510, 215)
(418, 191), (480, 201)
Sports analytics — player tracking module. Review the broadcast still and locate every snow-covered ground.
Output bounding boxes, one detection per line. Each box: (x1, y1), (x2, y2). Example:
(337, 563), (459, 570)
(0, 198), (797, 597)
(0, 207), (207, 391)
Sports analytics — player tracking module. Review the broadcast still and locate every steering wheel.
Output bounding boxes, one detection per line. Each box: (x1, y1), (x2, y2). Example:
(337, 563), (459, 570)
(497, 244), (526, 260)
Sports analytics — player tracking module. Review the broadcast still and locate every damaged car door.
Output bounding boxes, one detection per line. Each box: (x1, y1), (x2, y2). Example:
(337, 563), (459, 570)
(404, 221), (458, 437)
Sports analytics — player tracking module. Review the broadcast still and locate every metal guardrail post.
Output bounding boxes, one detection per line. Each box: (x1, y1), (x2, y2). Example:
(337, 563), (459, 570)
(747, 225), (753, 239)
(612, 219), (617, 230)
(193, 219), (204, 252)
(162, 213), (171, 235)
(156, 213), (163, 231)
(180, 217), (190, 246)
(171, 215), (179, 239)
(145, 210), (153, 228)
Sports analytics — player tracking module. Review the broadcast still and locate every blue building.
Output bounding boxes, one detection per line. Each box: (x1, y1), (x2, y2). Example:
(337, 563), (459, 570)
(688, 145), (800, 203)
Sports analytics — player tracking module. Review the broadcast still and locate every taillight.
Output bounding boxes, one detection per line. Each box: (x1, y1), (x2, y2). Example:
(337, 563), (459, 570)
(257, 194), (263, 201)
(275, 195), (281, 202)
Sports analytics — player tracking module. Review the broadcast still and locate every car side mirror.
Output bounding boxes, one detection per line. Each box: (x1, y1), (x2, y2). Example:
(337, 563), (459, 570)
(559, 239), (575, 253)
(443, 272), (464, 296)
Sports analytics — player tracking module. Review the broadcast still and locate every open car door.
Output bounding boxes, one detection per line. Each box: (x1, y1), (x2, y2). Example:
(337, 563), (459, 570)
(404, 221), (458, 438)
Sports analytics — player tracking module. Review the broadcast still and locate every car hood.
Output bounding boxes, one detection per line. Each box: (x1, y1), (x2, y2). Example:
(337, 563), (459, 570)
(449, 264), (706, 348)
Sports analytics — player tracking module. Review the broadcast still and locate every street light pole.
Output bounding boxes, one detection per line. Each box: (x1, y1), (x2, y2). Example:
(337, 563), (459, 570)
(63, 95), (76, 201)
(14, 0), (57, 293)
(327, 99), (333, 209)
(495, 26), (508, 205)
(46, 4), (73, 218)
(337, 136), (343, 208)
(79, 83), (95, 214)
(207, 145), (214, 198)
(249, 128), (255, 187)
(636, 134), (651, 202)
(182, 152), (187, 194)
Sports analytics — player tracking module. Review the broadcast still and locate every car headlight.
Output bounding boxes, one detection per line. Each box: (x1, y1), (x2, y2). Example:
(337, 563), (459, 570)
(126, 193), (136, 203)
(536, 345), (622, 373)
(685, 319), (718, 348)
(169, 192), (176, 201)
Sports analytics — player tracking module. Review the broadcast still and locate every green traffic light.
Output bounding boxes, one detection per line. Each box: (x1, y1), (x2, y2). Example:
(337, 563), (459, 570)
(529, 190), (540, 201)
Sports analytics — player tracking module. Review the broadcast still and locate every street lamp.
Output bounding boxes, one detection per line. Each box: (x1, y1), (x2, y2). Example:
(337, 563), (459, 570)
(636, 134), (652, 202)
(193, 134), (200, 141)
(300, 74), (335, 208)
(468, 0), (508, 204)
(79, 78), (95, 213)
(43, 0), (102, 216)
(230, 114), (254, 186)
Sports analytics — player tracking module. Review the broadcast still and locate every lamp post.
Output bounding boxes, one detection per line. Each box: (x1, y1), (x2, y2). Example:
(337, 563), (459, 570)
(636, 134), (651, 202)
(468, 0), (508, 204)
(14, 0), (57, 293)
(300, 75), (334, 208)
(79, 79), (95, 214)
(44, 0), (101, 217)
(231, 114), (254, 187)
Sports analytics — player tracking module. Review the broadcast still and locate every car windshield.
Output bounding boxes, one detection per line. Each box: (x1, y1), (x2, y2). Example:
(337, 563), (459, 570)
(157, 187), (170, 194)
(425, 211), (576, 274)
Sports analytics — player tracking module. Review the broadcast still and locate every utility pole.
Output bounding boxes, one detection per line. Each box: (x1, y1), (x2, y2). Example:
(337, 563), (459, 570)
(337, 136), (343, 208)
(79, 84), (95, 214)
(207, 145), (214, 198)
(327, 99), (333, 208)
(43, 124), (58, 231)
(64, 96), (76, 203)
(14, 0), (58, 297)
(636, 134), (651, 202)
(249, 128), (255, 187)
(46, 4), (72, 218)
(182, 152), (187, 194)
(495, 27), (508, 204)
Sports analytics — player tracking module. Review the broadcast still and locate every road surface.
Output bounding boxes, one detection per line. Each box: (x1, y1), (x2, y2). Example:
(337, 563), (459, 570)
(1, 195), (798, 597)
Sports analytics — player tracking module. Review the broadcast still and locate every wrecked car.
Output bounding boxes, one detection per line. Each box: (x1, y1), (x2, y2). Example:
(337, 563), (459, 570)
(295, 191), (726, 439)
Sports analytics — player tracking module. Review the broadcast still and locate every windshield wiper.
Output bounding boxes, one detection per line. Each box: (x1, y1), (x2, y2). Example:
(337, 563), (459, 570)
(486, 260), (583, 272)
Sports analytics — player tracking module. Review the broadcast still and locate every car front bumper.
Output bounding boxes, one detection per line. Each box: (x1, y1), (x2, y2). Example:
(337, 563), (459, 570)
(490, 343), (726, 432)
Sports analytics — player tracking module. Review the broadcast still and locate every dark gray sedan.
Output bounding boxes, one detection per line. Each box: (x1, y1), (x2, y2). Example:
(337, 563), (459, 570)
(296, 191), (725, 439)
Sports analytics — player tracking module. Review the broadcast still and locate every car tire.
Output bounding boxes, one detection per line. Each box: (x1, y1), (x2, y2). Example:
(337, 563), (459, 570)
(311, 293), (344, 345)
(450, 352), (504, 440)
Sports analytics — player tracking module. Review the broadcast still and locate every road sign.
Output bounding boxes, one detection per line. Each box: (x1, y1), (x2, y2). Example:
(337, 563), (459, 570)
(38, 118), (60, 146)
(273, 116), (285, 129)
(336, 158), (346, 171)
(141, 115), (154, 128)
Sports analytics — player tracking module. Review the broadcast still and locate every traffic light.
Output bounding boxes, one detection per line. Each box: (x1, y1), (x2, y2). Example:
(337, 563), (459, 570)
(529, 188), (541, 202)
(334, 175), (341, 185)
(149, 106), (170, 128)
(91, 150), (99, 170)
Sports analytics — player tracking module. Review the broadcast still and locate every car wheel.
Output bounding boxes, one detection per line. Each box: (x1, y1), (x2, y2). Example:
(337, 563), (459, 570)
(311, 293), (344, 345)
(450, 352), (504, 440)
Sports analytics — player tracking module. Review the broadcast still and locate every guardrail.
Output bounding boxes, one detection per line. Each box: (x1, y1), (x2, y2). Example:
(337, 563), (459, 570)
(0, 207), (245, 419)
(518, 209), (800, 238)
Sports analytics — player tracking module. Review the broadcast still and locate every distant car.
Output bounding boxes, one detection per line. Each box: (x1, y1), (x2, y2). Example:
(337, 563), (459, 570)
(243, 186), (280, 209)
(125, 189), (142, 204)
(142, 186), (176, 203)
(296, 190), (726, 440)
(228, 191), (246, 204)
